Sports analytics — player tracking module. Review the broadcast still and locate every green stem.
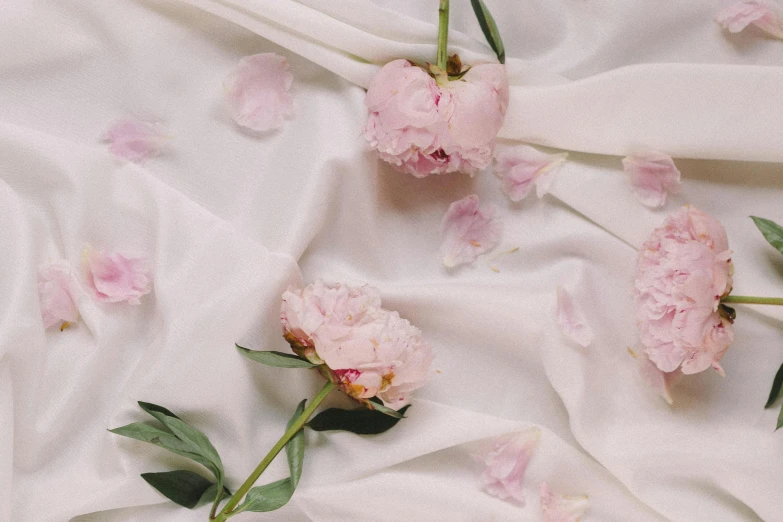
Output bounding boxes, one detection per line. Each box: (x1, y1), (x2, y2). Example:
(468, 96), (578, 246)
(437, 0), (449, 71)
(212, 381), (336, 521)
(721, 295), (783, 306)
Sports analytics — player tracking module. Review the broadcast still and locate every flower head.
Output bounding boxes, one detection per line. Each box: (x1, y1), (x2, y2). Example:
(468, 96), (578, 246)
(281, 281), (433, 408)
(102, 117), (168, 162)
(38, 260), (79, 329)
(82, 246), (152, 304)
(716, 1), (783, 39)
(494, 146), (568, 202)
(224, 53), (294, 132)
(635, 206), (734, 375)
(622, 151), (682, 208)
(364, 59), (509, 177)
(479, 428), (540, 504)
(440, 194), (503, 268)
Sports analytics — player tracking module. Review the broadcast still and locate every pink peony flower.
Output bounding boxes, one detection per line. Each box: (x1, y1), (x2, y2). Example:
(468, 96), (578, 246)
(556, 287), (594, 348)
(635, 206), (734, 375)
(539, 482), (589, 522)
(716, 1), (783, 39)
(281, 281), (433, 408)
(622, 151), (682, 208)
(494, 146), (568, 202)
(479, 428), (540, 504)
(224, 53), (294, 132)
(440, 195), (503, 268)
(102, 117), (168, 162)
(364, 59), (509, 177)
(82, 246), (152, 304)
(38, 260), (79, 329)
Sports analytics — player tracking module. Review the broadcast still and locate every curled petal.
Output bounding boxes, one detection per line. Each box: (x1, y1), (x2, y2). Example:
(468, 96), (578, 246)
(716, 1), (783, 39)
(631, 347), (682, 404)
(478, 428), (540, 504)
(82, 246), (151, 304)
(494, 146), (568, 202)
(539, 482), (589, 522)
(440, 195), (503, 268)
(556, 287), (594, 348)
(102, 118), (168, 162)
(38, 260), (79, 329)
(622, 151), (681, 208)
(224, 53), (294, 132)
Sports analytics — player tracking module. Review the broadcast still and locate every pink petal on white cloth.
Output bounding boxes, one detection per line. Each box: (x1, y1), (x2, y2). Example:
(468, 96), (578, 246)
(556, 287), (594, 348)
(622, 151), (681, 208)
(478, 428), (540, 504)
(715, 1), (783, 39)
(539, 482), (589, 522)
(38, 260), (79, 329)
(631, 347), (682, 405)
(440, 194), (503, 268)
(224, 53), (294, 132)
(82, 246), (151, 304)
(102, 117), (168, 162)
(494, 145), (568, 202)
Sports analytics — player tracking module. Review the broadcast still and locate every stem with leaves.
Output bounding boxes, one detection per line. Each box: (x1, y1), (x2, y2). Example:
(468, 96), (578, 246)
(437, 0), (449, 71)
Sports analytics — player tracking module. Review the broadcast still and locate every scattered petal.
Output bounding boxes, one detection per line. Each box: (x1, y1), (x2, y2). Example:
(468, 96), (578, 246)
(494, 145), (568, 201)
(102, 117), (168, 162)
(440, 195), (503, 268)
(556, 287), (594, 348)
(478, 428), (540, 504)
(38, 260), (79, 329)
(716, 1), (783, 39)
(540, 482), (589, 522)
(82, 246), (151, 304)
(224, 53), (294, 132)
(622, 151), (682, 208)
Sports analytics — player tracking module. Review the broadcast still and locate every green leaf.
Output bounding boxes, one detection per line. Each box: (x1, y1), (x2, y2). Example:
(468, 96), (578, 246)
(308, 405), (410, 435)
(765, 362), (783, 408)
(470, 0), (506, 64)
(237, 478), (294, 513)
(236, 345), (319, 368)
(751, 216), (783, 256)
(198, 483), (231, 507)
(286, 400), (306, 488)
(156, 416), (224, 480)
(138, 401), (182, 421)
(368, 398), (405, 419)
(777, 402), (783, 431)
(140, 470), (214, 509)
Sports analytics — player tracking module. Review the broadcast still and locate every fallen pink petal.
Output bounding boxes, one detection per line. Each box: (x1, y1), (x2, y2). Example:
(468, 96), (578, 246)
(479, 428), (540, 504)
(440, 194), (503, 268)
(38, 260), (79, 329)
(82, 246), (152, 304)
(622, 151), (682, 208)
(102, 117), (168, 162)
(556, 286), (594, 348)
(224, 53), (294, 132)
(715, 0), (783, 38)
(494, 145), (568, 202)
(540, 482), (589, 522)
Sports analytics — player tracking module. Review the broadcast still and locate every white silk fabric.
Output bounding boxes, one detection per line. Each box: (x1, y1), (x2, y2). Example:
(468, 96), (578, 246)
(2, 1), (783, 521)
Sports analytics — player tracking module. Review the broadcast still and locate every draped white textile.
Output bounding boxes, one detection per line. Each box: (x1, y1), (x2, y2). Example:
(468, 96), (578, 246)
(2, 1), (783, 521)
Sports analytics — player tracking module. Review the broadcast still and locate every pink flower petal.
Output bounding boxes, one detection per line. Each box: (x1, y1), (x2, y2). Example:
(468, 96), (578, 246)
(224, 53), (294, 132)
(622, 151), (682, 208)
(479, 428), (540, 504)
(102, 117), (168, 162)
(556, 287), (594, 348)
(82, 246), (151, 304)
(716, 1), (783, 38)
(440, 195), (503, 268)
(630, 347), (682, 404)
(539, 482), (589, 522)
(494, 146), (568, 202)
(38, 260), (79, 329)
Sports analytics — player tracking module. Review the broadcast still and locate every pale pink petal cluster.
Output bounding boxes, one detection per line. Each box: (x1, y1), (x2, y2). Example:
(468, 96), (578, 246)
(281, 280), (433, 408)
(440, 195), (503, 268)
(494, 146), (567, 201)
(622, 151), (682, 208)
(102, 118), (168, 162)
(539, 482), (589, 522)
(224, 53), (294, 132)
(479, 428), (540, 504)
(629, 347), (683, 404)
(82, 247), (152, 304)
(364, 59), (509, 177)
(556, 287), (594, 348)
(715, 1), (783, 39)
(635, 206), (734, 375)
(38, 260), (79, 329)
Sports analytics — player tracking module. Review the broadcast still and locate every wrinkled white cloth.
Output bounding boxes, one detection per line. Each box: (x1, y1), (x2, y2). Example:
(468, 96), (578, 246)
(1, 1), (783, 521)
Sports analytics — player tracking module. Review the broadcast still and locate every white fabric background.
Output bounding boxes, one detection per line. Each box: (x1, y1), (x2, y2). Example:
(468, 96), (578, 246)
(1, 1), (782, 520)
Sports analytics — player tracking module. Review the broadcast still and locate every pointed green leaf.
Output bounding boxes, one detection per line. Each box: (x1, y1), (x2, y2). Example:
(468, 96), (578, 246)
(198, 483), (231, 507)
(777, 402), (783, 431)
(751, 216), (783, 256)
(286, 400), (306, 488)
(367, 398), (405, 419)
(307, 405), (410, 435)
(141, 470), (214, 509)
(765, 362), (783, 408)
(156, 416), (224, 480)
(138, 401), (182, 421)
(237, 478), (294, 513)
(470, 0), (506, 64)
(236, 345), (319, 368)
